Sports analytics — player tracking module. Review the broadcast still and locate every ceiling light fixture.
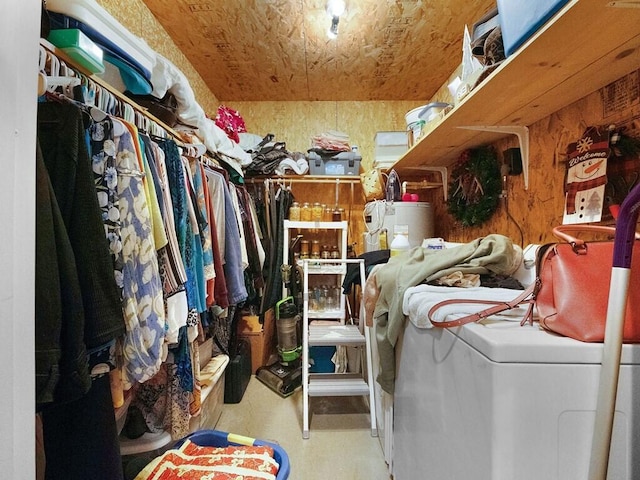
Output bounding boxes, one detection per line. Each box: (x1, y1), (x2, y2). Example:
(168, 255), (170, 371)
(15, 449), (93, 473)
(327, 16), (339, 39)
(326, 0), (345, 39)
(326, 0), (345, 17)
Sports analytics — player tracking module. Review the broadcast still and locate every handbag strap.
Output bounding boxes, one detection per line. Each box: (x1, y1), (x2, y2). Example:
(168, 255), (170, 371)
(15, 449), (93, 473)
(428, 282), (537, 328)
(552, 225), (640, 253)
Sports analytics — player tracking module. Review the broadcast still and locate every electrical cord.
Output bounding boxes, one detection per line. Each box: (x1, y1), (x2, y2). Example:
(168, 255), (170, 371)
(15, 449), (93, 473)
(363, 199), (388, 250)
(501, 164), (525, 248)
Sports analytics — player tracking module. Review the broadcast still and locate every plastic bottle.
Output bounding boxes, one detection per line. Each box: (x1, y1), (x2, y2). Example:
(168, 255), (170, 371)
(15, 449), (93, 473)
(390, 224), (410, 256)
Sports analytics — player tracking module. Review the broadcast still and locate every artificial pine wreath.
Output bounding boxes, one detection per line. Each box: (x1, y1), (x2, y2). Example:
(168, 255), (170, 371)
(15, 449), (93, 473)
(447, 146), (501, 226)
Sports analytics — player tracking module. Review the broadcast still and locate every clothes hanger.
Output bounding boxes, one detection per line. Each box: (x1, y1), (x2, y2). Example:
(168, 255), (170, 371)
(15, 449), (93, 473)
(110, 116), (127, 137)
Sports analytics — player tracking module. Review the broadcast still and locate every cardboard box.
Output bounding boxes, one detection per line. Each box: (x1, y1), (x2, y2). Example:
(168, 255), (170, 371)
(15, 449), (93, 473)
(198, 337), (213, 370)
(238, 308), (277, 374)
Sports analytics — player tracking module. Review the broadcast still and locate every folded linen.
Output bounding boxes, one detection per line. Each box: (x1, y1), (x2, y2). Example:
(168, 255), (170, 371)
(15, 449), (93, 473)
(403, 284), (533, 329)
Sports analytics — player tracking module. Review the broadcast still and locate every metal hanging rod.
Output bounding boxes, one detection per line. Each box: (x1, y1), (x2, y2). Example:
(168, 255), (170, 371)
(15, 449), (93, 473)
(244, 176), (360, 185)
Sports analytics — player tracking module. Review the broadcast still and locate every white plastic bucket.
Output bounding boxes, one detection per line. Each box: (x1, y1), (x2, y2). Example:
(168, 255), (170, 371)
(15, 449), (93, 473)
(405, 105), (426, 127)
(407, 120), (425, 147)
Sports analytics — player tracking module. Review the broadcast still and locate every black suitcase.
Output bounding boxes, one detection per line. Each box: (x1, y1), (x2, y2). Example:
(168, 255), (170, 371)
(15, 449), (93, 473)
(224, 338), (252, 404)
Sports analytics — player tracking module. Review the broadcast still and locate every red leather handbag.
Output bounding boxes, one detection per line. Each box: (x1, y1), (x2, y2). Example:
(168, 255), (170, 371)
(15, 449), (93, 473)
(535, 225), (640, 342)
(428, 225), (640, 343)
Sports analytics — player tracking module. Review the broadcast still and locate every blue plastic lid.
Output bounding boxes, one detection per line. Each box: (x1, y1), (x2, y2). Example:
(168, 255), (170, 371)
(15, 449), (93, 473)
(103, 52), (153, 95)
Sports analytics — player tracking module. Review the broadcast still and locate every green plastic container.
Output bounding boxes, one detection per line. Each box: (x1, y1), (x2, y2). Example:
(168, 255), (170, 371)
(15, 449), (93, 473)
(48, 29), (104, 74)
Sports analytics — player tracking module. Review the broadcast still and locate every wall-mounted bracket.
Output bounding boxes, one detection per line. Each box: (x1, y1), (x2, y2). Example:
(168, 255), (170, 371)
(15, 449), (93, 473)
(457, 125), (530, 189)
(401, 166), (448, 201)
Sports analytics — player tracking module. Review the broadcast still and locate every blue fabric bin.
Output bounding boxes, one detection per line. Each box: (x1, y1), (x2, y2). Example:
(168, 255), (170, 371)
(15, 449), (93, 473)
(309, 346), (336, 373)
(176, 429), (290, 479)
(497, 0), (570, 57)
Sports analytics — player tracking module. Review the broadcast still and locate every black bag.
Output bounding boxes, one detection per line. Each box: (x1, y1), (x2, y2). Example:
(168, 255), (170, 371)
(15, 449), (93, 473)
(245, 134), (291, 176)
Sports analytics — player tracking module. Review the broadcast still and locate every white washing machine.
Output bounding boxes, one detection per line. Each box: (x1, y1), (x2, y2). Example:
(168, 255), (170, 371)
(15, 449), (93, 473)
(393, 320), (640, 479)
(363, 201), (434, 252)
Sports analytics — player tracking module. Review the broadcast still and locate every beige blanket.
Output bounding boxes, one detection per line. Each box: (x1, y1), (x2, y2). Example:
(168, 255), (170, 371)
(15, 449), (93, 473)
(372, 234), (522, 394)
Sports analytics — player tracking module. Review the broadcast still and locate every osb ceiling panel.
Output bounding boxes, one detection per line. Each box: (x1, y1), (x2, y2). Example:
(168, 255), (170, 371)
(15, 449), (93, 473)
(142, 0), (495, 102)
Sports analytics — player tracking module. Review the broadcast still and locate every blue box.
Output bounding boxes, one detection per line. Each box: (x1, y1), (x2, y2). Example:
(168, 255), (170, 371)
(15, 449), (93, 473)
(497, 0), (569, 57)
(309, 346), (336, 373)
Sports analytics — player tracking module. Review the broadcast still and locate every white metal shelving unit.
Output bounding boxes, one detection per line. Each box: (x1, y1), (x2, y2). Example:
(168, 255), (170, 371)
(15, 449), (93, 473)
(301, 258), (376, 440)
(283, 221), (376, 439)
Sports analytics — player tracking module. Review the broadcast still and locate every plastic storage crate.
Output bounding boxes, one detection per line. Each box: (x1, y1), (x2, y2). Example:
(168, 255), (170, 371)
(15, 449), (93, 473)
(497, 0), (570, 57)
(176, 429), (290, 480)
(307, 151), (361, 176)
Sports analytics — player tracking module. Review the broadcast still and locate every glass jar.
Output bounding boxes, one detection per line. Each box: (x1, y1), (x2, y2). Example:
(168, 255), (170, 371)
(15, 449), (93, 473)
(330, 245), (340, 260)
(301, 202), (312, 221)
(323, 205), (333, 222)
(319, 285), (328, 311)
(332, 208), (342, 222)
(299, 240), (310, 259)
(289, 201), (300, 221)
(311, 202), (323, 221)
(311, 240), (321, 259)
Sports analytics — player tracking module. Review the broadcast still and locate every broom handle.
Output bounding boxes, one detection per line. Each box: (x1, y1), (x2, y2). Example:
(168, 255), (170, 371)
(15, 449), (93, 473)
(588, 182), (640, 480)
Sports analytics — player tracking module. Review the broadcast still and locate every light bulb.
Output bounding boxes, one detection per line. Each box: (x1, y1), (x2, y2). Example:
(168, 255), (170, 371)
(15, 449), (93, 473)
(326, 0), (345, 17)
(327, 16), (339, 39)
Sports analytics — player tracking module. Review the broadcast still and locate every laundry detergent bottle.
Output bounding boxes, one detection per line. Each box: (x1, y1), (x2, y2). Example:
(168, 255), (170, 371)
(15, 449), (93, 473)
(390, 224), (410, 256)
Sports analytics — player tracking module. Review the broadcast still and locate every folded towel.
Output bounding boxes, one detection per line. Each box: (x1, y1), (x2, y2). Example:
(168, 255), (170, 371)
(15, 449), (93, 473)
(403, 284), (533, 329)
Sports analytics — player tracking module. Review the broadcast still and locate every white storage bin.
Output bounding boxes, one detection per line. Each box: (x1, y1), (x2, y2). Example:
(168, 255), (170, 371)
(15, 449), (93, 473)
(374, 131), (408, 168)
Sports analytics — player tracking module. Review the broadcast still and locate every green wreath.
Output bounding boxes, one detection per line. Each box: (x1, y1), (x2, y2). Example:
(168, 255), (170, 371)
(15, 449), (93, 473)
(447, 146), (501, 227)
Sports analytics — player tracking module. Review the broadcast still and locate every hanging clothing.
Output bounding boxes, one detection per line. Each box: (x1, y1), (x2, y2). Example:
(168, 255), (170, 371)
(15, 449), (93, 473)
(219, 175), (249, 305)
(137, 131), (168, 251)
(37, 102), (124, 480)
(189, 157), (215, 282)
(261, 184), (294, 313)
(229, 183), (249, 270)
(203, 167), (229, 308)
(37, 102), (125, 349)
(236, 186), (264, 305)
(112, 118), (165, 388)
(159, 139), (199, 315)
(182, 155), (207, 314)
(147, 140), (189, 345)
(88, 116), (124, 298)
(158, 140), (197, 432)
(35, 141), (90, 408)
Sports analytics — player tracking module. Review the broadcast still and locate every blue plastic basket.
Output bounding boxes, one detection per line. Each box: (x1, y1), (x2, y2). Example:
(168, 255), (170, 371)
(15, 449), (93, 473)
(175, 429), (290, 480)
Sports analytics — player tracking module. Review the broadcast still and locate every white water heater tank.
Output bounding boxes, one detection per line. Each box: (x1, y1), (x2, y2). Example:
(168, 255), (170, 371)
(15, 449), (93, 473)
(363, 201), (434, 252)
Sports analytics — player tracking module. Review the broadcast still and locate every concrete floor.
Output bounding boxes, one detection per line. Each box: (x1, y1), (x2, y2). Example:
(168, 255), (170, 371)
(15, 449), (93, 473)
(216, 376), (391, 480)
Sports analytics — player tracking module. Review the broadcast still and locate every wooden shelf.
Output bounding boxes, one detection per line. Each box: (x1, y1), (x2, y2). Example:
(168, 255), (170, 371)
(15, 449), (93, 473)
(393, 1), (640, 181)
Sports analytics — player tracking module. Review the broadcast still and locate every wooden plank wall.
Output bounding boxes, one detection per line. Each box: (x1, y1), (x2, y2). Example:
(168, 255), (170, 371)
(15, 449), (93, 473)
(95, 0), (640, 257)
(231, 100), (418, 254)
(96, 0), (220, 113)
(231, 76), (640, 255)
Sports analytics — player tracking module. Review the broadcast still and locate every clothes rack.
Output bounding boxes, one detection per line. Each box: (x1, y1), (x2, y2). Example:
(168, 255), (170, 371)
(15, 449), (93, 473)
(41, 39), (182, 146)
(245, 175), (358, 241)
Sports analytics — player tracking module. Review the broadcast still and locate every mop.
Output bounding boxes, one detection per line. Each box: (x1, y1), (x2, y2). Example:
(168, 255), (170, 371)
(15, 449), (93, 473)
(588, 181), (640, 480)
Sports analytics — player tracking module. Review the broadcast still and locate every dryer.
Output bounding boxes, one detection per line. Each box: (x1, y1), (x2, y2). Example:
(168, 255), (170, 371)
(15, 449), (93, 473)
(393, 320), (640, 479)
